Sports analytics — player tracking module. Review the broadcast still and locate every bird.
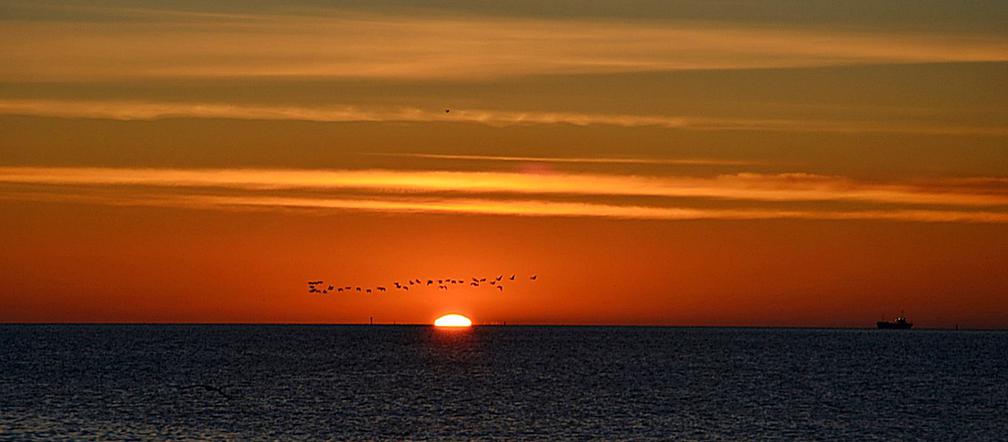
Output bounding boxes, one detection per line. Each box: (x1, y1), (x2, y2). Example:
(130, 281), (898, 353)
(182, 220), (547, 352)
(305, 270), (537, 299)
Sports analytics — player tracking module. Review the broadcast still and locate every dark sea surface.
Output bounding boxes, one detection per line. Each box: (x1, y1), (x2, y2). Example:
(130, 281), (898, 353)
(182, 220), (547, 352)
(1, 325), (1005, 440)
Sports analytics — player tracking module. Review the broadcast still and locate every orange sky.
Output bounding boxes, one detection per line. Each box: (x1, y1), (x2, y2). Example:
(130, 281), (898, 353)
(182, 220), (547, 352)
(1, 1), (1006, 327)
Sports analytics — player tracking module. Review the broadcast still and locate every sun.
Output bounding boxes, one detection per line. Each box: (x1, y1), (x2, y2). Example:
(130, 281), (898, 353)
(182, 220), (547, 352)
(434, 314), (472, 327)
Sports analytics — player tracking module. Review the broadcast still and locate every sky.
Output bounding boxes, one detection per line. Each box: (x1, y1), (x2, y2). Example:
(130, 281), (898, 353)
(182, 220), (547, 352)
(1, 0), (1006, 327)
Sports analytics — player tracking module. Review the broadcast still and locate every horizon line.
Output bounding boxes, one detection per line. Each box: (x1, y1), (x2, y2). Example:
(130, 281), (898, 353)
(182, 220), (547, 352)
(1, 322), (1000, 331)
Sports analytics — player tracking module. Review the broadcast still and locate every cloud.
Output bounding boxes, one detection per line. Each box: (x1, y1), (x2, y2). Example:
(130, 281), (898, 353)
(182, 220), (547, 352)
(2, 99), (1004, 135)
(1, 167), (1005, 223)
(3, 187), (1005, 224)
(360, 153), (766, 167)
(1, 12), (1005, 82)
(2, 167), (1006, 207)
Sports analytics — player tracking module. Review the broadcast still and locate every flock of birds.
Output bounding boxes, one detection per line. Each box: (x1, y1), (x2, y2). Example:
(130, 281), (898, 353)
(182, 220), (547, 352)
(307, 273), (538, 295)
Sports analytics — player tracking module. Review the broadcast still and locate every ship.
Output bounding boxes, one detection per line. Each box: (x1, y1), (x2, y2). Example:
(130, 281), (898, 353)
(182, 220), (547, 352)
(877, 314), (913, 329)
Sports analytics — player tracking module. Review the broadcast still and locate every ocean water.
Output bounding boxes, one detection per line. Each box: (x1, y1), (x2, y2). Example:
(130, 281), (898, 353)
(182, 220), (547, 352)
(1, 325), (1005, 440)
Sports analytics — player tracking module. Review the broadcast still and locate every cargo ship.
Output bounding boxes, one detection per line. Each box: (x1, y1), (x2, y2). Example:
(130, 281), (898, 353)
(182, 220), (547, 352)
(877, 314), (913, 329)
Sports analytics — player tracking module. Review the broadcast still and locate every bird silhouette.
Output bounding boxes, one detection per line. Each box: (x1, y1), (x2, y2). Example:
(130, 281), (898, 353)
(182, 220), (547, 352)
(307, 270), (538, 298)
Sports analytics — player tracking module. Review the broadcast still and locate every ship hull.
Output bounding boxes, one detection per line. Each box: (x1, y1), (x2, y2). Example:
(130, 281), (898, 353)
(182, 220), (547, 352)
(877, 321), (913, 329)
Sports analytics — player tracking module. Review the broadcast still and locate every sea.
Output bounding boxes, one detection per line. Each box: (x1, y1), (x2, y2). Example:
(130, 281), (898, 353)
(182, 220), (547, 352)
(1, 325), (1005, 440)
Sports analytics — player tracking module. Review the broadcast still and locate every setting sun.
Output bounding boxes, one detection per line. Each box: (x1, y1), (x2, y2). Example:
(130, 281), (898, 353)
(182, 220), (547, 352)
(434, 314), (473, 327)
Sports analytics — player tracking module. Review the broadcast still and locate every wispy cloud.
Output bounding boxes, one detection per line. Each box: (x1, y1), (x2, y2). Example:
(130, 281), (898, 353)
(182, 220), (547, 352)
(2, 99), (1004, 135)
(3, 187), (1006, 224)
(1, 11), (1005, 81)
(1, 167), (1005, 223)
(2, 167), (1006, 206)
(181, 196), (1008, 223)
(360, 153), (765, 167)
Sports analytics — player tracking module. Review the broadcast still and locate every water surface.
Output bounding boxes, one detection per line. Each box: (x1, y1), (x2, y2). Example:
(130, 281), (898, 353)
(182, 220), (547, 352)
(1, 325), (1004, 439)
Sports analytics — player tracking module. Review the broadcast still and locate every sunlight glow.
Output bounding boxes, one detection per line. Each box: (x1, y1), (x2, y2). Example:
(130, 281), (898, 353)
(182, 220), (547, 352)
(434, 314), (473, 328)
